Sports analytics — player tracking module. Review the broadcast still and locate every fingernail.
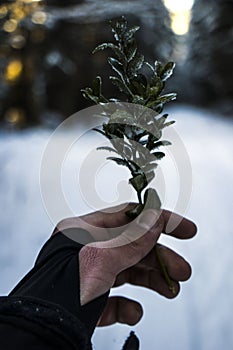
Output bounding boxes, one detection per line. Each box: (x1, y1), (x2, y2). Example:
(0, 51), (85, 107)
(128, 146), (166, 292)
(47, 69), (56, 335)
(136, 209), (159, 230)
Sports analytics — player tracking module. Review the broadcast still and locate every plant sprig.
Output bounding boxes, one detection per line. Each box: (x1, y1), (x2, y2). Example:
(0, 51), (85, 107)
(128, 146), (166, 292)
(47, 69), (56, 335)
(82, 16), (176, 219)
(82, 17), (177, 294)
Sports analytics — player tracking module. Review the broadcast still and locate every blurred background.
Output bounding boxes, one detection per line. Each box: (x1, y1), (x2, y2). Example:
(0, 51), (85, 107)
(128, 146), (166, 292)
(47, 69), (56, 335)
(0, 0), (232, 128)
(0, 1), (233, 349)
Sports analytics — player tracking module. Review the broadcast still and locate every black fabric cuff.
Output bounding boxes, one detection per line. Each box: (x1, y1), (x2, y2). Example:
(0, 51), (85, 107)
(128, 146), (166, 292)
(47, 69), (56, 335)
(9, 230), (110, 338)
(0, 296), (90, 349)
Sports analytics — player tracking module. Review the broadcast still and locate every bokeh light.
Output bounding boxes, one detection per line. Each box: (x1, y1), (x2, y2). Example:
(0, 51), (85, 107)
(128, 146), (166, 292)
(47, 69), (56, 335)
(163, 0), (194, 35)
(4, 107), (25, 126)
(4, 59), (23, 82)
(3, 19), (18, 33)
(31, 10), (47, 24)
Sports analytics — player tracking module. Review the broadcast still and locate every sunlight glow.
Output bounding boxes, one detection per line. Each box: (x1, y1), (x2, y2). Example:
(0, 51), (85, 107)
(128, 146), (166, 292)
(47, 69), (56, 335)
(171, 11), (191, 36)
(163, 0), (194, 35)
(163, 0), (194, 12)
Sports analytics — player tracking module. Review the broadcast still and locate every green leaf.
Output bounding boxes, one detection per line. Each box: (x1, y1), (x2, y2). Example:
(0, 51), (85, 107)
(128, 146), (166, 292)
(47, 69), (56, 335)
(123, 125), (133, 139)
(110, 16), (127, 42)
(147, 86), (162, 99)
(93, 128), (108, 137)
(144, 188), (161, 210)
(92, 76), (102, 97)
(110, 76), (129, 94)
(146, 99), (162, 111)
(124, 26), (140, 42)
(145, 171), (155, 185)
(125, 39), (137, 61)
(154, 103), (164, 114)
(129, 173), (147, 192)
(123, 145), (132, 158)
(107, 156), (128, 167)
(152, 152), (165, 159)
(154, 61), (163, 76)
(103, 122), (124, 139)
(145, 61), (155, 74)
(81, 88), (99, 104)
(142, 162), (158, 173)
(157, 113), (168, 124)
(108, 57), (124, 77)
(127, 53), (144, 77)
(93, 43), (126, 62)
(153, 140), (172, 148)
(150, 76), (163, 95)
(146, 132), (163, 150)
(130, 79), (146, 96)
(134, 126), (147, 136)
(109, 109), (133, 123)
(109, 137), (124, 154)
(132, 95), (144, 104)
(162, 120), (175, 129)
(92, 43), (111, 54)
(127, 159), (142, 173)
(136, 74), (147, 88)
(161, 62), (175, 81)
(96, 146), (118, 154)
(157, 93), (177, 104)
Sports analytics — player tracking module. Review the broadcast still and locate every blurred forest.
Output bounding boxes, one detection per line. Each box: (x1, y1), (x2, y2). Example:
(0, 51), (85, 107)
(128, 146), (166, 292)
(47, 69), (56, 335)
(184, 0), (233, 112)
(0, 0), (232, 128)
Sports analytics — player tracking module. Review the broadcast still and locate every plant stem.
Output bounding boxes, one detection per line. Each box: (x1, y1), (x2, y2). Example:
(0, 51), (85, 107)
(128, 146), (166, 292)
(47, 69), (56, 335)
(137, 191), (142, 204)
(155, 245), (176, 295)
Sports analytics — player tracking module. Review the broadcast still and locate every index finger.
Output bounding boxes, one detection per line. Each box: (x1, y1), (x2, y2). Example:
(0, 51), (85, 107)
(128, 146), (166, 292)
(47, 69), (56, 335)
(162, 210), (197, 239)
(89, 204), (197, 240)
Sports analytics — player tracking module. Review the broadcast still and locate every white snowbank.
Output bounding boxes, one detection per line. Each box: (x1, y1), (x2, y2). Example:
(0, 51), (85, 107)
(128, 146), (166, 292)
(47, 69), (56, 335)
(0, 106), (232, 349)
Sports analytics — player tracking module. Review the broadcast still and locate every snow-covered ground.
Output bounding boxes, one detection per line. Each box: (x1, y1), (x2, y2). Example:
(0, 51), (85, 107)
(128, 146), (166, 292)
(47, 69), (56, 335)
(0, 106), (232, 350)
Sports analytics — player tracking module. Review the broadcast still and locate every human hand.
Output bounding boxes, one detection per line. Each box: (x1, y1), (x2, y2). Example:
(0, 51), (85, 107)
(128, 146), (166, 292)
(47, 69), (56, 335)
(55, 203), (197, 327)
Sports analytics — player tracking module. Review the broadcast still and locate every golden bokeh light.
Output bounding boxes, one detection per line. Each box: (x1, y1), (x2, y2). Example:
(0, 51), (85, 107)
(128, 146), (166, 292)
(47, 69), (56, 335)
(4, 107), (25, 125)
(11, 6), (25, 20)
(22, 0), (43, 3)
(3, 19), (18, 33)
(4, 60), (23, 82)
(0, 5), (8, 19)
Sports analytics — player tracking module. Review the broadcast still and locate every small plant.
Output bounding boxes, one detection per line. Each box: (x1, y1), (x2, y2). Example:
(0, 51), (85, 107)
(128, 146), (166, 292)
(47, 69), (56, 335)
(82, 16), (176, 294)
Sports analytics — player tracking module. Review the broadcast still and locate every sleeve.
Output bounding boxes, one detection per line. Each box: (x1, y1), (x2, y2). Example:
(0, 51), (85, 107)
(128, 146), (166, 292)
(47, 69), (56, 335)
(0, 230), (110, 349)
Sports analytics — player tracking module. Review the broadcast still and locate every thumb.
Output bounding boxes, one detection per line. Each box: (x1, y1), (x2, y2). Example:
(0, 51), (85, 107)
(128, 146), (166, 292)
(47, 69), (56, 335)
(99, 209), (163, 274)
(79, 209), (163, 305)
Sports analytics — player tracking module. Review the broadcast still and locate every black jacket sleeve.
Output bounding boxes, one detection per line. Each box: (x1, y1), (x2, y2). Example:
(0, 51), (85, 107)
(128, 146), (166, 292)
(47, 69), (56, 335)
(0, 230), (110, 349)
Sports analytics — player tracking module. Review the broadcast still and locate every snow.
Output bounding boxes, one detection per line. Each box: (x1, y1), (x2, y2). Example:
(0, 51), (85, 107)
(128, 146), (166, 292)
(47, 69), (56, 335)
(0, 106), (232, 349)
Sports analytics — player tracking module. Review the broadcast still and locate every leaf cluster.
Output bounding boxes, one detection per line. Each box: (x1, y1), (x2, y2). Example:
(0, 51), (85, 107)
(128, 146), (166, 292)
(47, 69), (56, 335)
(82, 17), (176, 217)
(82, 17), (176, 111)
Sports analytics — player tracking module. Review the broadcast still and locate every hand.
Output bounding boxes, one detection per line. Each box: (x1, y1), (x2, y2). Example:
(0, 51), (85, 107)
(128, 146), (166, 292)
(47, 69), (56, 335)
(55, 203), (197, 327)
